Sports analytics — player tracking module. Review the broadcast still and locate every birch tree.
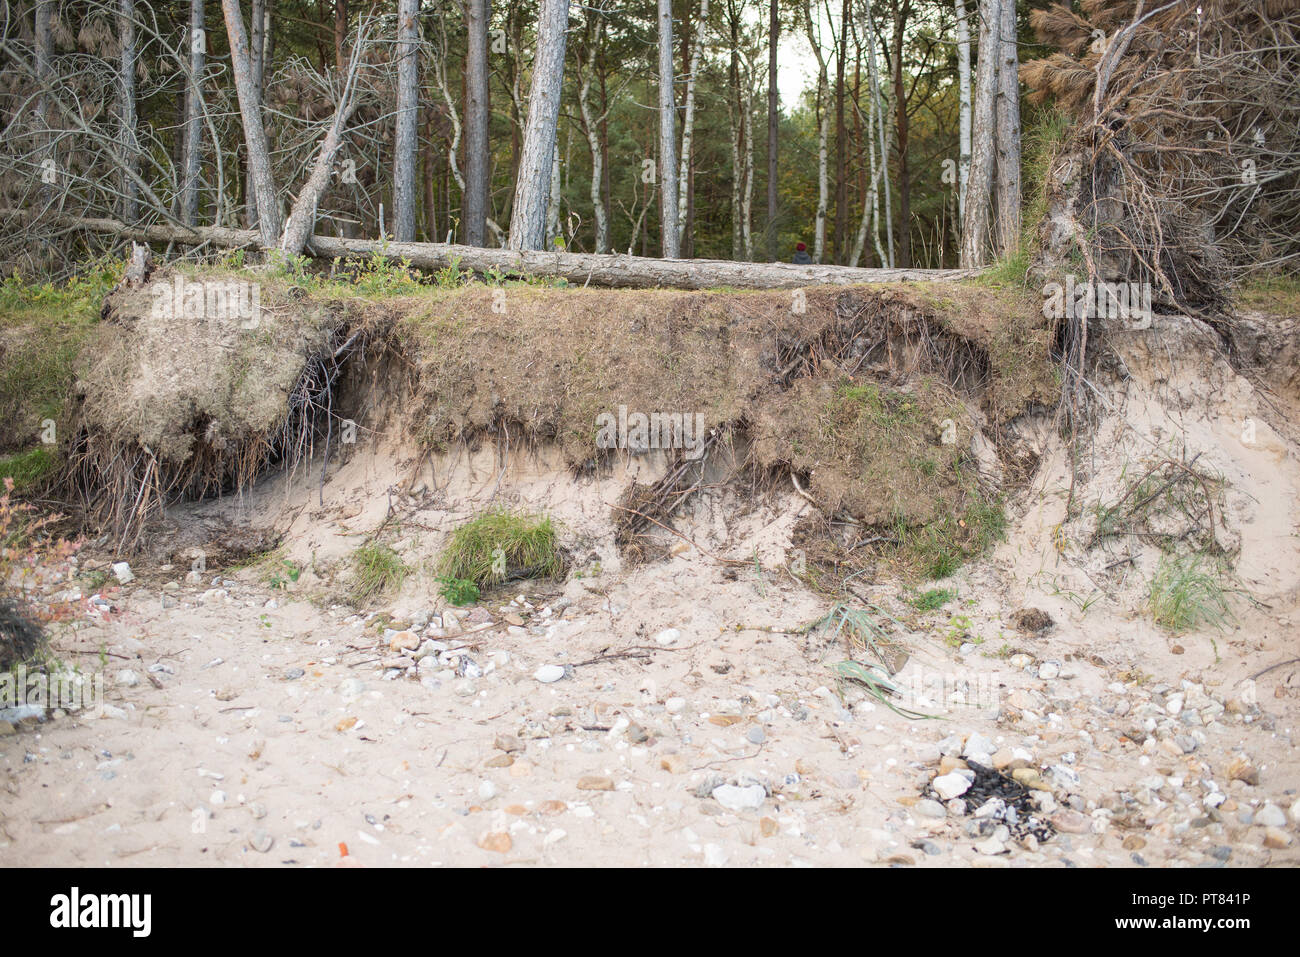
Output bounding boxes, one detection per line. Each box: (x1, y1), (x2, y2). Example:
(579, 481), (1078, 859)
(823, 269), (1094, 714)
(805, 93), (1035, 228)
(658, 0), (680, 257)
(392, 0), (419, 242)
(677, 0), (707, 252)
(508, 0), (569, 251)
(463, 0), (491, 246)
(576, 15), (610, 252)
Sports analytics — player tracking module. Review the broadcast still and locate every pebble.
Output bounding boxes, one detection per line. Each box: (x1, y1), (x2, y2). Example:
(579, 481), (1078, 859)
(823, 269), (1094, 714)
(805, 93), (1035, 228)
(914, 799), (947, 819)
(1263, 828), (1293, 849)
(653, 628), (681, 647)
(115, 669), (140, 688)
(576, 775), (614, 791)
(746, 726), (766, 745)
(534, 665), (566, 683)
(665, 697), (686, 714)
(250, 830), (273, 853)
(712, 784), (766, 811)
(933, 773), (972, 800)
(1255, 804), (1287, 828)
(111, 562), (134, 584)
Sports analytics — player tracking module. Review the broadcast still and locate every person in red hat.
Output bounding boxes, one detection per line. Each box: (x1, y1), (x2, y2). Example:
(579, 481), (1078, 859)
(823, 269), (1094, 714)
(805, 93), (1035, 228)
(792, 241), (812, 265)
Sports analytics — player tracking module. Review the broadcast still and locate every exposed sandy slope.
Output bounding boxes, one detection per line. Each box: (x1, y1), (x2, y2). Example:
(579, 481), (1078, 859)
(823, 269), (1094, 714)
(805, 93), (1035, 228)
(2, 315), (1298, 867)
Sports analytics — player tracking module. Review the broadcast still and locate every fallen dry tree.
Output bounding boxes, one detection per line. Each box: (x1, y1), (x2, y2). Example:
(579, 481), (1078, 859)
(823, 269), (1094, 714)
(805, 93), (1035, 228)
(0, 209), (979, 291)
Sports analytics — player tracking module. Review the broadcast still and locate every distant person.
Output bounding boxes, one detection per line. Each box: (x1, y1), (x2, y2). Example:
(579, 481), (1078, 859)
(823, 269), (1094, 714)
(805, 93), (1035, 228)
(792, 242), (812, 265)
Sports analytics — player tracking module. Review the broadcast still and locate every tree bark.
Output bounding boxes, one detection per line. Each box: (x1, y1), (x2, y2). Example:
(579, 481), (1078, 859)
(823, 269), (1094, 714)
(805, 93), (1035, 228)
(19, 209), (980, 287)
(393, 0), (420, 242)
(678, 0), (706, 256)
(222, 0), (281, 246)
(891, 0), (912, 268)
(833, 0), (848, 264)
(955, 0), (971, 223)
(508, 0), (569, 251)
(577, 18), (609, 253)
(118, 0), (139, 222)
(993, 0), (1021, 257)
(658, 0), (680, 258)
(960, 0), (998, 267)
(245, 0), (268, 229)
(463, 0), (491, 246)
(180, 0), (206, 227)
(766, 0), (779, 261)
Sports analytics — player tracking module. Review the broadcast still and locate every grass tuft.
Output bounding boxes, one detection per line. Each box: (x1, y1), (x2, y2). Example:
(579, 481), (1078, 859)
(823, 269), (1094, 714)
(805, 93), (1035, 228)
(436, 509), (562, 589)
(350, 543), (408, 605)
(1148, 552), (1233, 633)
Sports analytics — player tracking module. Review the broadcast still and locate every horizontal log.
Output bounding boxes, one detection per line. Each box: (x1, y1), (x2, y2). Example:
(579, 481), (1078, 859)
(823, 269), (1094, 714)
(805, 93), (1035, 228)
(6, 208), (983, 289)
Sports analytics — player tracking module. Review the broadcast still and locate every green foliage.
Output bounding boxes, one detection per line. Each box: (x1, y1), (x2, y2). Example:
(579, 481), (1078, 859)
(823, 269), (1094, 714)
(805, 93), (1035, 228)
(436, 576), (480, 606)
(908, 587), (957, 611)
(436, 509), (561, 589)
(1148, 553), (1233, 633)
(349, 543), (408, 605)
(0, 446), (58, 493)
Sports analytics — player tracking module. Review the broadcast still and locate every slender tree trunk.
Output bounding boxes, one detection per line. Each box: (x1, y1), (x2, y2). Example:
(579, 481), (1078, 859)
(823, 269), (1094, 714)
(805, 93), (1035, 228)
(577, 21), (609, 253)
(393, 0), (420, 241)
(180, 0), (206, 227)
(955, 0), (971, 223)
(994, 0), (1021, 257)
(221, 0), (281, 246)
(728, 8), (742, 260)
(463, 0), (490, 246)
(863, 4), (893, 266)
(766, 0), (778, 260)
(658, 0), (680, 257)
(741, 52), (754, 261)
(599, 62), (612, 252)
(508, 0), (569, 251)
(118, 0), (139, 222)
(833, 0), (848, 263)
(960, 0), (998, 267)
(423, 105), (437, 240)
(891, 0), (911, 267)
(678, 0), (706, 255)
(245, 0), (267, 229)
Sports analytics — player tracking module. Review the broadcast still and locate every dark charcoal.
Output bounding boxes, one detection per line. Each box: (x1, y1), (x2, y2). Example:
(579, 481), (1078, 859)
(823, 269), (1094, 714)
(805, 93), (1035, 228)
(927, 760), (1056, 844)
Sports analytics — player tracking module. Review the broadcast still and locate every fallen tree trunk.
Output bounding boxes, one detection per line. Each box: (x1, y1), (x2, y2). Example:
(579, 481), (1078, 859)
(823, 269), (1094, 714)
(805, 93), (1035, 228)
(4, 209), (982, 289)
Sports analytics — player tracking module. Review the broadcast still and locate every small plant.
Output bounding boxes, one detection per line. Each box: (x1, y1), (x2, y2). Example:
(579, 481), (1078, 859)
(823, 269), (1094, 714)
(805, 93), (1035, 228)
(267, 559), (301, 590)
(806, 603), (908, 672)
(829, 660), (934, 720)
(349, 543), (408, 605)
(437, 509), (561, 589)
(1148, 552), (1233, 633)
(436, 576), (480, 606)
(908, 587), (956, 611)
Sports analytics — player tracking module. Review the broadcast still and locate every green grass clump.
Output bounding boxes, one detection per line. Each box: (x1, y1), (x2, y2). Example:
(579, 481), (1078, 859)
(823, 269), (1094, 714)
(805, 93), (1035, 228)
(0, 446), (59, 493)
(1148, 553), (1233, 633)
(909, 587), (957, 611)
(350, 543), (409, 604)
(436, 509), (561, 589)
(897, 493), (1007, 580)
